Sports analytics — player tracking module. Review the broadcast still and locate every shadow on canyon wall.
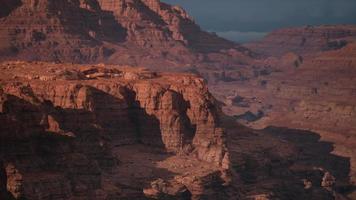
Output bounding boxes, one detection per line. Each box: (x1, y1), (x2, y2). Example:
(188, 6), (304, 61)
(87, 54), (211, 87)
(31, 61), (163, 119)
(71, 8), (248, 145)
(0, 88), (180, 199)
(0, 0), (22, 18)
(264, 126), (355, 196)
(223, 112), (355, 199)
(0, 160), (15, 200)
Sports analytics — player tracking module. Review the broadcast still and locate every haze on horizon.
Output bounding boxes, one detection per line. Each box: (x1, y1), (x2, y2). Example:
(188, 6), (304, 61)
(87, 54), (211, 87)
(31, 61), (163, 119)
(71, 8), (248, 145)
(163, 0), (356, 43)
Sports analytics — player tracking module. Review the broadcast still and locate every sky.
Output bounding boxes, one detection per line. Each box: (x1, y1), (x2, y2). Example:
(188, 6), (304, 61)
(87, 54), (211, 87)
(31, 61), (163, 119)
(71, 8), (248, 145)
(162, 0), (356, 43)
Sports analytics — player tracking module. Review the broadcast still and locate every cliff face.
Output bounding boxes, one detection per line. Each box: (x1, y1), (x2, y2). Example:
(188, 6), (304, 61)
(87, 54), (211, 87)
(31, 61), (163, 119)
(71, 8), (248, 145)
(98, 0), (235, 51)
(0, 61), (229, 199)
(261, 43), (356, 184)
(1, 1), (356, 198)
(0, 0), (255, 98)
(245, 25), (356, 56)
(0, 0), (127, 62)
(213, 26), (356, 196)
(0, 0), (251, 69)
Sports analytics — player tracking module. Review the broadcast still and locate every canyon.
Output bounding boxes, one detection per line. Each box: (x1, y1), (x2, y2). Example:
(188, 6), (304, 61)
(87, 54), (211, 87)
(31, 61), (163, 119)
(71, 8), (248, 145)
(0, 61), (352, 200)
(0, 61), (231, 199)
(0, 0), (356, 199)
(213, 25), (356, 199)
(0, 0), (251, 70)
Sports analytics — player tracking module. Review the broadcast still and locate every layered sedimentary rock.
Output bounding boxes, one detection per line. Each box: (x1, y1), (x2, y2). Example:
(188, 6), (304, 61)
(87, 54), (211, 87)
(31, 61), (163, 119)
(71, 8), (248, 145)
(0, 61), (229, 199)
(246, 25), (356, 56)
(0, 0), (251, 70)
(0, 0), (128, 62)
(97, 0), (235, 51)
(259, 43), (356, 187)
(224, 120), (352, 200)
(212, 26), (356, 199)
(1, 0), (356, 198)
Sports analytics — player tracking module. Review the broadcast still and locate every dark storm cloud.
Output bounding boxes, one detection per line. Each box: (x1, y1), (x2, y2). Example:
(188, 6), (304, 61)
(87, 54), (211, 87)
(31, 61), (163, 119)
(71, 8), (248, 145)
(162, 0), (356, 42)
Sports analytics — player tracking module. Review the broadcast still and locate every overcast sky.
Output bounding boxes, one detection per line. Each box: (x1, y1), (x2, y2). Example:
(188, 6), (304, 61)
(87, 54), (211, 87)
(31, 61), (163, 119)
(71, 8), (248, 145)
(162, 0), (356, 42)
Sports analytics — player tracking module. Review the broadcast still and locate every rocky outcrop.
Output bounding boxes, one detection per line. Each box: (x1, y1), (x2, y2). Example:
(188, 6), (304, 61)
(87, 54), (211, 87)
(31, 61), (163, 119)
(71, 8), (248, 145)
(0, 0), (127, 62)
(224, 119), (353, 200)
(213, 30), (356, 198)
(245, 25), (356, 56)
(0, 61), (229, 199)
(0, 0), (251, 70)
(1, 1), (356, 198)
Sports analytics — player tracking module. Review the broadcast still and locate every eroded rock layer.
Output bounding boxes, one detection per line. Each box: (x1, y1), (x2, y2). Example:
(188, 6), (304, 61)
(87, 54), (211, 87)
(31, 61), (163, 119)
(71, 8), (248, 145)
(0, 61), (229, 200)
(245, 25), (356, 56)
(1, 1), (356, 198)
(212, 25), (356, 199)
(0, 0), (251, 70)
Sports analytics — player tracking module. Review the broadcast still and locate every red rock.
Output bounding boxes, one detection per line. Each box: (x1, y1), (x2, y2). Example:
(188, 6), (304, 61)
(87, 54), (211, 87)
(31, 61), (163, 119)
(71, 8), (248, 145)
(245, 25), (356, 56)
(0, 0), (251, 70)
(212, 25), (356, 199)
(1, 1), (355, 199)
(0, 62), (229, 199)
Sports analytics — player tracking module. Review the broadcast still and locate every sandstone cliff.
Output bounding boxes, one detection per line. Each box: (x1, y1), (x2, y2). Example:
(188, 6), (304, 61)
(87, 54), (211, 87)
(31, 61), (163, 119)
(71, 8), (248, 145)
(213, 26), (356, 199)
(0, 0), (251, 70)
(1, 1), (356, 198)
(0, 61), (230, 199)
(245, 25), (356, 56)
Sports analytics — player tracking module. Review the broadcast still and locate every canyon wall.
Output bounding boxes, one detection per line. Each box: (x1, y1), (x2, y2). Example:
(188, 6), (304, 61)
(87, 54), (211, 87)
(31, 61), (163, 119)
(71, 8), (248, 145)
(213, 27), (356, 198)
(0, 0), (251, 70)
(1, 1), (356, 198)
(245, 25), (356, 56)
(0, 61), (229, 199)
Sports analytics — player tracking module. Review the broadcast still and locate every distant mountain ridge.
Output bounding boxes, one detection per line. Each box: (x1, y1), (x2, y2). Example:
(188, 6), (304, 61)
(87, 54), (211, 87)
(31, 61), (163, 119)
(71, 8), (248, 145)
(245, 25), (356, 56)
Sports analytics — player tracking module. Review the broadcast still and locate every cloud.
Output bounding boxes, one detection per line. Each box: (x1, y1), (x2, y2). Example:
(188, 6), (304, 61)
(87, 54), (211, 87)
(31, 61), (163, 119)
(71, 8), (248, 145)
(213, 31), (268, 43)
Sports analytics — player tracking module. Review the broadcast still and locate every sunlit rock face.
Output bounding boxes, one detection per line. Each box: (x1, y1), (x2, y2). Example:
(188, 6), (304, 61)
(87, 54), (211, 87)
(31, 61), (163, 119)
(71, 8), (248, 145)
(245, 25), (356, 56)
(214, 25), (356, 193)
(0, 61), (230, 199)
(1, 0), (356, 199)
(0, 0), (249, 70)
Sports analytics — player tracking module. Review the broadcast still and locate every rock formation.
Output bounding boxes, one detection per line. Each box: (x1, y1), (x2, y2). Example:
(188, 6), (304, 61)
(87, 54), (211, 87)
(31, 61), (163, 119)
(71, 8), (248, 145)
(0, 61), (231, 199)
(1, 0), (356, 199)
(225, 121), (350, 200)
(212, 25), (356, 199)
(0, 0), (251, 70)
(1, 62), (352, 200)
(245, 25), (356, 56)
